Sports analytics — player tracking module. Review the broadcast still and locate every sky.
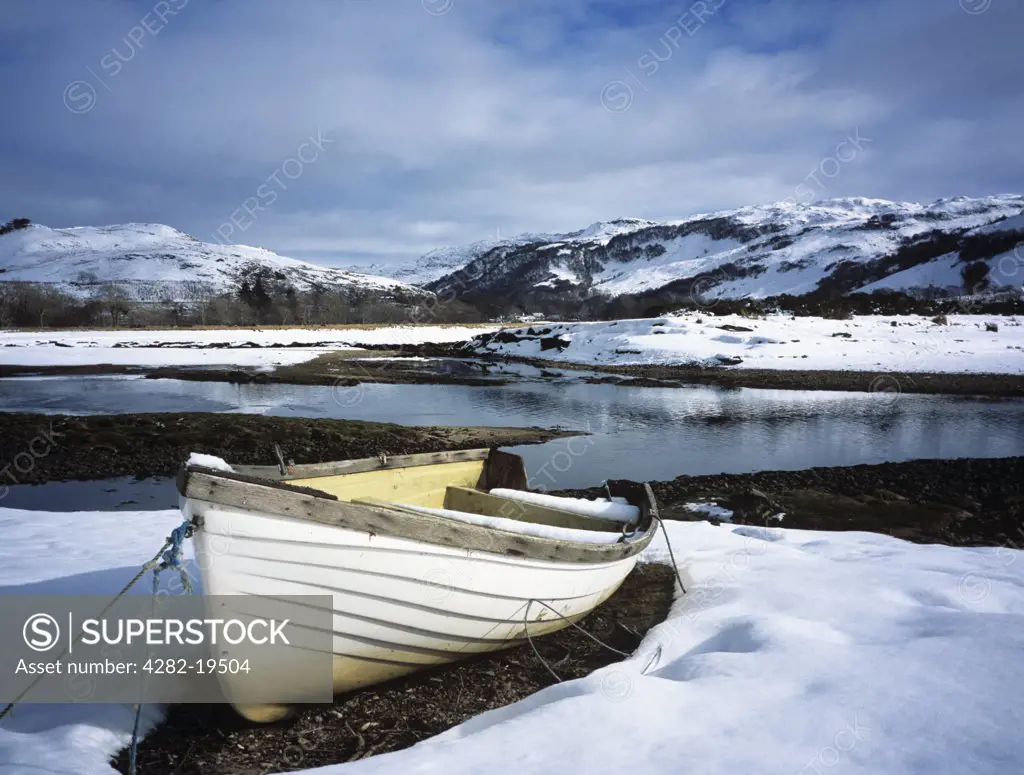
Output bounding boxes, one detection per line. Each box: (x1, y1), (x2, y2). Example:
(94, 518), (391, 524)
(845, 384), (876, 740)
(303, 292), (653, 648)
(1, 0), (1022, 268)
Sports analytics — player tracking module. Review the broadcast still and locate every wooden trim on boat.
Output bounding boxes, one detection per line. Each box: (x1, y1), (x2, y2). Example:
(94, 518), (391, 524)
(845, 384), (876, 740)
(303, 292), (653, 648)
(479, 449), (529, 491)
(176, 465), (340, 500)
(180, 470), (655, 564)
(231, 448), (493, 482)
(606, 479), (660, 521)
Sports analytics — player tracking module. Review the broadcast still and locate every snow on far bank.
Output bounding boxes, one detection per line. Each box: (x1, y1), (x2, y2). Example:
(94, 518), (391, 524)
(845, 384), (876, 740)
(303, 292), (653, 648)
(472, 313), (1024, 374)
(3, 503), (1024, 774)
(0, 326), (499, 369)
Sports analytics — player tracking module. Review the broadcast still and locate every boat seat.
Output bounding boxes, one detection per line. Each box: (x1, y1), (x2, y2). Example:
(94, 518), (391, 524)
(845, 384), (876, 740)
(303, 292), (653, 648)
(441, 487), (621, 533)
(350, 489), (621, 533)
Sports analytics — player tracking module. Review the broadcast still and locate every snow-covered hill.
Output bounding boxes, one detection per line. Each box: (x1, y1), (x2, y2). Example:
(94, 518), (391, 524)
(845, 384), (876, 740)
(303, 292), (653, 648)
(0, 223), (425, 302)
(411, 197), (1024, 302)
(348, 219), (661, 287)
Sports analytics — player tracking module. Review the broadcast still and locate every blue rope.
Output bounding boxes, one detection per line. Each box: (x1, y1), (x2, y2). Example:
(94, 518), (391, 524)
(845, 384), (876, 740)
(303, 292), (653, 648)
(156, 520), (193, 594)
(128, 519), (193, 775)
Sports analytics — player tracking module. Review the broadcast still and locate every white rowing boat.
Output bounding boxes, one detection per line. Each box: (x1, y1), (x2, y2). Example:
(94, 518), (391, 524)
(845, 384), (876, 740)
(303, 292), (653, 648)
(177, 447), (658, 721)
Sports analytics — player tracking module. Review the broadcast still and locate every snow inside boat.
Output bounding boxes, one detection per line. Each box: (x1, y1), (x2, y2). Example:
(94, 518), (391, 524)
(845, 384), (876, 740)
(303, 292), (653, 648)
(176, 447), (659, 722)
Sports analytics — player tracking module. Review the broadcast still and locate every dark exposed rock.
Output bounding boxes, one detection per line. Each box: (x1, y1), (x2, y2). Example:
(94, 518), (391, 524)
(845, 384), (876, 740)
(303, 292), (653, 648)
(713, 355), (744, 366)
(539, 336), (570, 351)
(718, 324), (754, 332)
(722, 487), (781, 521)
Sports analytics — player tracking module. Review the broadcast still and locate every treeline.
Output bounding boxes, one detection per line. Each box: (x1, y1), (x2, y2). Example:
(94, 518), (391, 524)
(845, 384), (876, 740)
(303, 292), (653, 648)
(0, 217), (31, 236)
(0, 278), (485, 329)
(459, 285), (1024, 323)
(1, 273), (1020, 330)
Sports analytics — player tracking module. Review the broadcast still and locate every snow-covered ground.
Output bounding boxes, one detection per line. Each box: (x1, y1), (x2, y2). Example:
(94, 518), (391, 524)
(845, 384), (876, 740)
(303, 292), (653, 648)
(472, 313), (1024, 374)
(0, 326), (499, 369)
(3, 504), (1023, 774)
(0, 507), (187, 775)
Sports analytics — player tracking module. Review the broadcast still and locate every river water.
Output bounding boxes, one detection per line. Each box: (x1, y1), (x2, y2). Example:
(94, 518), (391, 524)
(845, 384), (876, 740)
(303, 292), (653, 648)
(2, 374), (1022, 500)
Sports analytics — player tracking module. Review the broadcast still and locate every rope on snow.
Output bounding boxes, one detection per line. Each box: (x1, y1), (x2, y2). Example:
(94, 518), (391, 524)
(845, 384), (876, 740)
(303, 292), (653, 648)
(0, 519), (194, 775)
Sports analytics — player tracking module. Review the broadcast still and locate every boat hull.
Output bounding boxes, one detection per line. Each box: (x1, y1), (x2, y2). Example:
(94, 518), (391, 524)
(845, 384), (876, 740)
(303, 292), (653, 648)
(186, 498), (640, 718)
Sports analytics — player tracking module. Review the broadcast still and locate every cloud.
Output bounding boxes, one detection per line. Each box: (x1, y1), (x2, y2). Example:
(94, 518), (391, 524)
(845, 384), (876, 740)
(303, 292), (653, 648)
(1, 0), (1021, 267)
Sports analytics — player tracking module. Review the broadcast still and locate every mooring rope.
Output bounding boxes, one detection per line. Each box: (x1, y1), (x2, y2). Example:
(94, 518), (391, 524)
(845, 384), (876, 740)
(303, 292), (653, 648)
(0, 519), (193, 775)
(599, 480), (687, 594)
(128, 519), (194, 775)
(523, 511), (688, 682)
(656, 517), (688, 594)
(523, 598), (633, 683)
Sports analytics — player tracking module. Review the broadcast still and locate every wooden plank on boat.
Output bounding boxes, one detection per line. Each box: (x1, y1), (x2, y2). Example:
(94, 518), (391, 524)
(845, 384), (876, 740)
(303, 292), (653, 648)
(481, 449), (529, 491)
(606, 479), (660, 521)
(176, 465), (339, 499)
(290, 460), (486, 508)
(182, 471), (654, 564)
(442, 486), (619, 533)
(231, 448), (492, 482)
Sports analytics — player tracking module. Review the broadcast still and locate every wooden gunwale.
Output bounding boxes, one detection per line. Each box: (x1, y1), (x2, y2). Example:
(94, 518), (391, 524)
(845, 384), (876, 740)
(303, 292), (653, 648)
(179, 468), (655, 564)
(231, 448), (492, 482)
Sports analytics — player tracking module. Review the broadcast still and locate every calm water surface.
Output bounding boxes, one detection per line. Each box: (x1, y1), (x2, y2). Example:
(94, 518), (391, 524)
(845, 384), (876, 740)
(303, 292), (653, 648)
(2, 375), (1022, 493)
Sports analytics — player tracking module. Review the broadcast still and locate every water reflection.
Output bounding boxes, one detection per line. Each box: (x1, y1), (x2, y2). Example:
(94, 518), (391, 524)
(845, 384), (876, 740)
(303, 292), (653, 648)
(0, 376), (1021, 489)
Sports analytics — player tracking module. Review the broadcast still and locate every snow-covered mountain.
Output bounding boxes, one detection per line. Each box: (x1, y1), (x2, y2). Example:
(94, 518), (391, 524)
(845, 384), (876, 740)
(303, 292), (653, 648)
(410, 197), (1024, 302)
(348, 219), (662, 287)
(0, 223), (425, 302)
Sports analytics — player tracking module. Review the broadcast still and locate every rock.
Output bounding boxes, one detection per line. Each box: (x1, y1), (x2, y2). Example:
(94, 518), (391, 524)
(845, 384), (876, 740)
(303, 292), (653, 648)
(831, 332), (853, 338)
(723, 487), (780, 522)
(718, 324), (754, 332)
(986, 322), (999, 332)
(715, 355), (744, 366)
(492, 330), (529, 344)
(539, 336), (570, 351)
(872, 488), (909, 503)
(956, 495), (982, 511)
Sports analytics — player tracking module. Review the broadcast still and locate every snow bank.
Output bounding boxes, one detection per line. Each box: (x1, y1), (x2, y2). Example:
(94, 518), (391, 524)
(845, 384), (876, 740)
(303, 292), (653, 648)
(488, 488), (640, 523)
(308, 522), (1024, 775)
(472, 313), (1024, 374)
(0, 507), (189, 775)
(4, 503), (1024, 774)
(0, 326), (499, 368)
